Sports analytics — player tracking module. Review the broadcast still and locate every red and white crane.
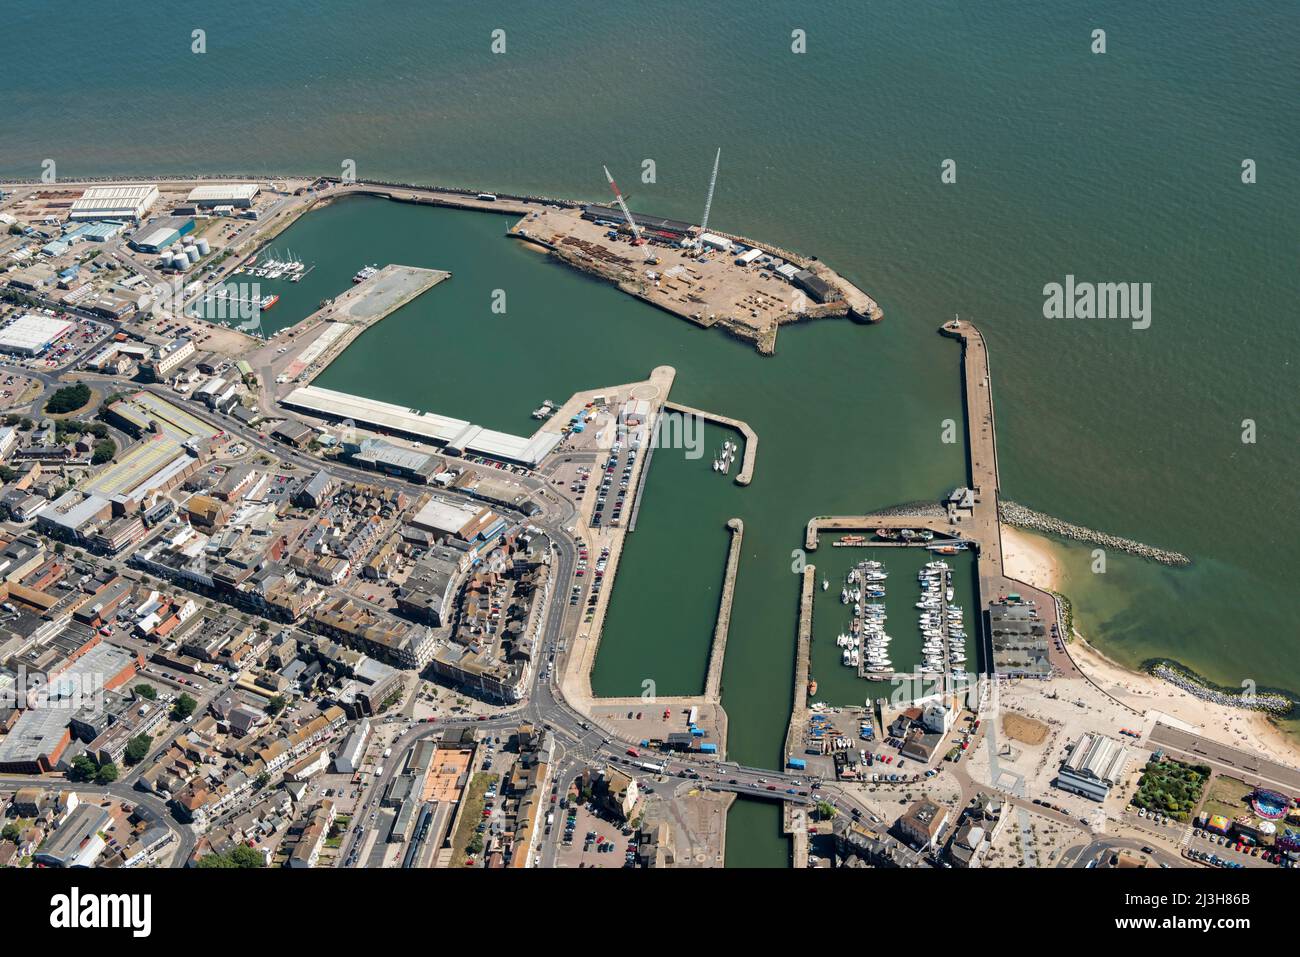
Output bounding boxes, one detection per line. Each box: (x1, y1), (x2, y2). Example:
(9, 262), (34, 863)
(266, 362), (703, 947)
(602, 165), (655, 260)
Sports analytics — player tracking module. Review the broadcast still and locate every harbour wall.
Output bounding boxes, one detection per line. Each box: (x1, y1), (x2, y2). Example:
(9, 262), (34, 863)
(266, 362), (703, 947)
(704, 518), (745, 703)
(662, 401), (756, 485)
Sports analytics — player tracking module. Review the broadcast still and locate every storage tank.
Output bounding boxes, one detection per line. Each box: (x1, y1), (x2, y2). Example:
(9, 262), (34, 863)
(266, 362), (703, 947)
(185, 246), (200, 263)
(196, 238), (210, 256)
(172, 253), (189, 271)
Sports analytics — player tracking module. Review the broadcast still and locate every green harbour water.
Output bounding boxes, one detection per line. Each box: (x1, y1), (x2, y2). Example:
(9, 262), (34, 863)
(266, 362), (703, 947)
(5, 1), (1297, 867)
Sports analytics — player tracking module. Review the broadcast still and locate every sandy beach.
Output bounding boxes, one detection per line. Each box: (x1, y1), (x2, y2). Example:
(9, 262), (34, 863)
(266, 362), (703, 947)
(1000, 524), (1063, 592)
(1069, 635), (1300, 770)
(1000, 522), (1300, 769)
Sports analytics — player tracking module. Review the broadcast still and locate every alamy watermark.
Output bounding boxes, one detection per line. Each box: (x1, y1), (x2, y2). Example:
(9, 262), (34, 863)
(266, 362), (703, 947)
(1042, 275), (1151, 330)
(0, 666), (104, 712)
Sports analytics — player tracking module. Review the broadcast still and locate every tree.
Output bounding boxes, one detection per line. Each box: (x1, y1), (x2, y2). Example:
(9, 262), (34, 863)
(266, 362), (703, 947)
(68, 754), (98, 783)
(194, 845), (264, 868)
(467, 833), (484, 855)
(92, 439), (116, 465)
(1, 822), (21, 842)
(265, 695), (287, 717)
(172, 693), (197, 720)
(45, 383), (92, 415)
(94, 762), (119, 785)
(815, 800), (837, 821)
(124, 734), (152, 766)
(134, 684), (157, 701)
(254, 771), (271, 790)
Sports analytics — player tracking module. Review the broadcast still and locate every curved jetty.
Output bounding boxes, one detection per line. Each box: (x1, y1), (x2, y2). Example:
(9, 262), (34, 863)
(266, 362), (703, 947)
(663, 401), (756, 485)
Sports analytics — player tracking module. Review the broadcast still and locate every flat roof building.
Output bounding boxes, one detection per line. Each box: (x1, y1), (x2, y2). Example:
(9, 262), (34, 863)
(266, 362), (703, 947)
(0, 314), (76, 356)
(33, 803), (111, 867)
(129, 216), (194, 254)
(69, 184), (159, 222)
(282, 385), (560, 467)
(186, 183), (259, 207)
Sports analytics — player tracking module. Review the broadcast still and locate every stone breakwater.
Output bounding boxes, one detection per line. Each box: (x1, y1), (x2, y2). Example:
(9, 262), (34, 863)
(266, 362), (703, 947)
(873, 501), (948, 519)
(1149, 662), (1294, 717)
(999, 501), (1191, 567)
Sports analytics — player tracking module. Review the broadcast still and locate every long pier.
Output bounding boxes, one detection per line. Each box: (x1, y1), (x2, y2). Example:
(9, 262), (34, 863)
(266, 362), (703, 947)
(783, 565), (817, 762)
(663, 401), (757, 485)
(704, 518), (744, 702)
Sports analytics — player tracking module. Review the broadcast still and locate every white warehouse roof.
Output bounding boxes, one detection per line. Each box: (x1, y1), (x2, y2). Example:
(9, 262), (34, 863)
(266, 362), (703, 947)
(282, 385), (560, 467)
(186, 183), (260, 203)
(0, 314), (76, 354)
(69, 184), (159, 220)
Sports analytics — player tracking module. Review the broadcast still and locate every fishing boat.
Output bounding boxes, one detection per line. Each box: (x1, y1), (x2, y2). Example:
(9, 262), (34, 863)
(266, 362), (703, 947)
(875, 528), (900, 541)
(927, 544), (958, 555)
(259, 294), (280, 310)
(352, 264), (378, 283)
(839, 534), (865, 544)
(807, 679), (818, 696)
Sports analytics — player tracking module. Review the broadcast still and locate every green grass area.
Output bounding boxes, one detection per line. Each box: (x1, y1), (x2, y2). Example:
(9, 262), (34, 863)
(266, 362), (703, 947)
(1131, 757), (1211, 822)
(450, 771), (497, 867)
(1201, 774), (1254, 823)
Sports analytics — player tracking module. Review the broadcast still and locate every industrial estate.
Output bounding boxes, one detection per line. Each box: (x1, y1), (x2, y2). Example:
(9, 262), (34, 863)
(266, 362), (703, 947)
(0, 170), (1294, 877)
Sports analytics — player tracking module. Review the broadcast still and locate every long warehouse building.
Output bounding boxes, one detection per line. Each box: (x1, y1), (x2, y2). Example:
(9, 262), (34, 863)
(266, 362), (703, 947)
(68, 184), (159, 222)
(282, 385), (561, 467)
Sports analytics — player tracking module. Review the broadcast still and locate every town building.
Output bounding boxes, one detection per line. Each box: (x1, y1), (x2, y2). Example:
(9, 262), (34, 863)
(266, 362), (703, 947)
(1056, 732), (1130, 801)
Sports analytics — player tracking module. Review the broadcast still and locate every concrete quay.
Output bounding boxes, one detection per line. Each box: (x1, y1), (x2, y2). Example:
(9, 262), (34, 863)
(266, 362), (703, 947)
(281, 264), (449, 385)
(662, 400), (757, 485)
(704, 519), (744, 702)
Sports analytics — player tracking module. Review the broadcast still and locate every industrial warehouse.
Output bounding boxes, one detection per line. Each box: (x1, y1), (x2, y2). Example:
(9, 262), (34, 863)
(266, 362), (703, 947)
(0, 313), (77, 356)
(67, 183), (159, 222)
(282, 385), (561, 467)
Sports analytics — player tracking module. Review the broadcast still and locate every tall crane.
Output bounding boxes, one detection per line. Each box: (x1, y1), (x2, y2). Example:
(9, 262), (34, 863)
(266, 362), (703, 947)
(602, 165), (651, 252)
(698, 147), (721, 239)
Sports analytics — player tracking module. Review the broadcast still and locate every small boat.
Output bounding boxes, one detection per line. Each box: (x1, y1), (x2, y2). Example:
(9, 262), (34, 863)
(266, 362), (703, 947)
(822, 578), (828, 591)
(875, 528), (900, 541)
(807, 679), (818, 696)
(840, 534), (865, 544)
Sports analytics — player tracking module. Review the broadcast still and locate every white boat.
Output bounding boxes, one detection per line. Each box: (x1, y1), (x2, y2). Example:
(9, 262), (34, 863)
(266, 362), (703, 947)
(822, 578), (829, 591)
(841, 588), (848, 604)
